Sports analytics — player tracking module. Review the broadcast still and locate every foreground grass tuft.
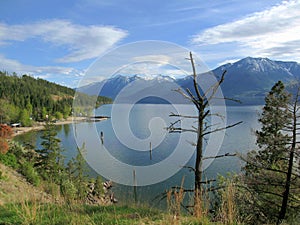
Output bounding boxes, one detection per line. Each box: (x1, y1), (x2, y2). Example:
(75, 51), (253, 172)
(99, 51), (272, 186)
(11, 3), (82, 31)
(0, 203), (166, 225)
(0, 202), (229, 225)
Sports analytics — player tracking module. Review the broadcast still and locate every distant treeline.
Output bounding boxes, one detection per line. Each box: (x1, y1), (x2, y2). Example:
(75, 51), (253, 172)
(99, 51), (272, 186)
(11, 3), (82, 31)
(0, 71), (111, 126)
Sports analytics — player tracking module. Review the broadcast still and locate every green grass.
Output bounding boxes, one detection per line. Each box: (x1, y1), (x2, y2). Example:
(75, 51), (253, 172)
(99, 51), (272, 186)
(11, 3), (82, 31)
(0, 202), (222, 225)
(0, 203), (166, 225)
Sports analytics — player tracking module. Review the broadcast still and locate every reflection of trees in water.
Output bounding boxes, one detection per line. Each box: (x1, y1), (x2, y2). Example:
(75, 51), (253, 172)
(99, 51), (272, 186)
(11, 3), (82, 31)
(63, 124), (70, 137)
(14, 131), (37, 150)
(56, 124), (63, 133)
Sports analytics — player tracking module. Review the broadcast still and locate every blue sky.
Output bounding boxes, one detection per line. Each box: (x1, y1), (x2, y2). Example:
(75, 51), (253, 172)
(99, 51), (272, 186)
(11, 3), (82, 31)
(0, 0), (299, 87)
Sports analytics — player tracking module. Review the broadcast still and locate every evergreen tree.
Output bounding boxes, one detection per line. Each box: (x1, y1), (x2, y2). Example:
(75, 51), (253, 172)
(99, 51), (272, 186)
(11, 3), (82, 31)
(42, 107), (48, 120)
(36, 122), (65, 183)
(94, 176), (104, 197)
(0, 99), (19, 123)
(242, 81), (300, 223)
(0, 71), (111, 123)
(255, 81), (291, 165)
(68, 144), (89, 201)
(26, 101), (33, 117)
(66, 159), (75, 180)
(19, 109), (32, 127)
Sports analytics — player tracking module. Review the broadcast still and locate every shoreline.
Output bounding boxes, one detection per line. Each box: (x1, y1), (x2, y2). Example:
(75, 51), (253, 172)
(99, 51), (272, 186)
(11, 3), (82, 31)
(12, 116), (108, 137)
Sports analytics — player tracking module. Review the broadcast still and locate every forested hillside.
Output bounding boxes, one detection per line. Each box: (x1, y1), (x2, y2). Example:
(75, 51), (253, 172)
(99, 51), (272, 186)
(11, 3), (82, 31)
(0, 71), (111, 125)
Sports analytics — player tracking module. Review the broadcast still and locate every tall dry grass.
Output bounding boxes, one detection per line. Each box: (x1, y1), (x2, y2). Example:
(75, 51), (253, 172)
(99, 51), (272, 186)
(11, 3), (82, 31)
(12, 192), (44, 225)
(166, 177), (186, 224)
(218, 181), (239, 224)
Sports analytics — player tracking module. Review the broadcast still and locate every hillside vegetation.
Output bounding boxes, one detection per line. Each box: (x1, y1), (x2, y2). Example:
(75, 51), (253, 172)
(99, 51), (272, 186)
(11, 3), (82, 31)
(0, 162), (167, 225)
(0, 71), (111, 126)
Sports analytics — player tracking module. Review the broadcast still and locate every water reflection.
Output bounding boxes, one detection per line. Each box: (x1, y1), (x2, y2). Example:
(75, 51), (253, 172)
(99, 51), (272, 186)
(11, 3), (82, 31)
(14, 105), (261, 206)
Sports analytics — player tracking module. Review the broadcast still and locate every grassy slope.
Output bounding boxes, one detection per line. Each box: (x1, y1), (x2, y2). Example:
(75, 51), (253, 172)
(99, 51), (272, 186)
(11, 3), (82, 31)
(0, 203), (213, 225)
(0, 163), (51, 206)
(0, 162), (212, 225)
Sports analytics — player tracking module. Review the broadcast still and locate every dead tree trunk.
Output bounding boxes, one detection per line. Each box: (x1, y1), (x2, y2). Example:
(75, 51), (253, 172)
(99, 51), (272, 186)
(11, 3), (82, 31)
(194, 102), (204, 216)
(167, 52), (241, 216)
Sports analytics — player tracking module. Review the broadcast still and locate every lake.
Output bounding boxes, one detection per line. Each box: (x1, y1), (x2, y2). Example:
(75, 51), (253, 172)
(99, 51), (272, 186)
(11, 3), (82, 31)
(15, 104), (261, 206)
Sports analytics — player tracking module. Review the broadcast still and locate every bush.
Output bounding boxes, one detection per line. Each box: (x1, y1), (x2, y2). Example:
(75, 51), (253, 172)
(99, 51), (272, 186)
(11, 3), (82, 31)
(43, 181), (61, 198)
(55, 112), (63, 120)
(8, 141), (25, 159)
(0, 152), (18, 169)
(0, 124), (13, 138)
(94, 176), (104, 197)
(20, 161), (40, 186)
(61, 179), (77, 203)
(19, 109), (32, 127)
(0, 138), (9, 154)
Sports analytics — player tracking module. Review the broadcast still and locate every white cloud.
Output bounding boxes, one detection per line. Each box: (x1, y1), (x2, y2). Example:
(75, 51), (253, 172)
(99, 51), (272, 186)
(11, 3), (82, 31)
(0, 54), (83, 87)
(132, 54), (172, 63)
(117, 62), (188, 79)
(0, 54), (76, 75)
(217, 58), (241, 67)
(0, 19), (128, 63)
(191, 0), (300, 61)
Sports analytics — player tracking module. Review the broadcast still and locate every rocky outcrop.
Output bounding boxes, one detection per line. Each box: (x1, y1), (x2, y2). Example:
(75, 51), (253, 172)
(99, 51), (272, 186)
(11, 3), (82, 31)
(86, 180), (118, 205)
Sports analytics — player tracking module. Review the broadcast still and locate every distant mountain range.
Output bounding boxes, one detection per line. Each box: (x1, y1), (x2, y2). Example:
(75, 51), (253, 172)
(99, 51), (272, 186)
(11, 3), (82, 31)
(78, 57), (300, 105)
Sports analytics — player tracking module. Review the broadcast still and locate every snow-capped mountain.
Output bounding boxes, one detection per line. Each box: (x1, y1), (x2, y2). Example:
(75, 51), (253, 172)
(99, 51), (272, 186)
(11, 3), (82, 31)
(78, 74), (176, 100)
(217, 57), (300, 104)
(178, 57), (300, 104)
(78, 57), (300, 105)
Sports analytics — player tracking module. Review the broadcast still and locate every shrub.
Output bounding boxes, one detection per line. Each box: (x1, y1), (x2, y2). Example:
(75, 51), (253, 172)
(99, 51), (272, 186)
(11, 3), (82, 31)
(55, 112), (63, 120)
(0, 152), (18, 169)
(0, 124), (13, 138)
(60, 179), (77, 203)
(0, 138), (9, 154)
(94, 176), (104, 197)
(20, 161), (40, 186)
(19, 109), (32, 127)
(0, 124), (13, 154)
(8, 140), (25, 159)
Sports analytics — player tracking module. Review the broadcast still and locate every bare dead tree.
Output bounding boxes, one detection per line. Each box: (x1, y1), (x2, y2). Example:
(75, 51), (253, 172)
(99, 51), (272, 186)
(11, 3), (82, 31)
(166, 52), (241, 215)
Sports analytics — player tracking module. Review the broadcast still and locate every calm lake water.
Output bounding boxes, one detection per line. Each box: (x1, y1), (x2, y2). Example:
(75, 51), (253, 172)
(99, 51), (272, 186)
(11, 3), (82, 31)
(15, 104), (262, 206)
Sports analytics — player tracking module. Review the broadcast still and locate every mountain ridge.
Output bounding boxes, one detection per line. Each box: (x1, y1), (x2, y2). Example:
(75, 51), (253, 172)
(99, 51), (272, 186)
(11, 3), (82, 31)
(78, 57), (300, 105)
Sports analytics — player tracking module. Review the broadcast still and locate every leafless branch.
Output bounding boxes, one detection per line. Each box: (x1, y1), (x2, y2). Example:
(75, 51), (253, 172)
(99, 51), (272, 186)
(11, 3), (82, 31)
(203, 153), (237, 160)
(203, 122), (222, 132)
(207, 112), (225, 120)
(173, 88), (197, 106)
(185, 140), (197, 147)
(186, 88), (200, 108)
(204, 70), (226, 106)
(212, 96), (242, 104)
(182, 165), (196, 172)
(169, 112), (198, 119)
(189, 52), (203, 103)
(202, 121), (242, 137)
(202, 109), (210, 120)
(168, 127), (198, 133)
(200, 179), (216, 184)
